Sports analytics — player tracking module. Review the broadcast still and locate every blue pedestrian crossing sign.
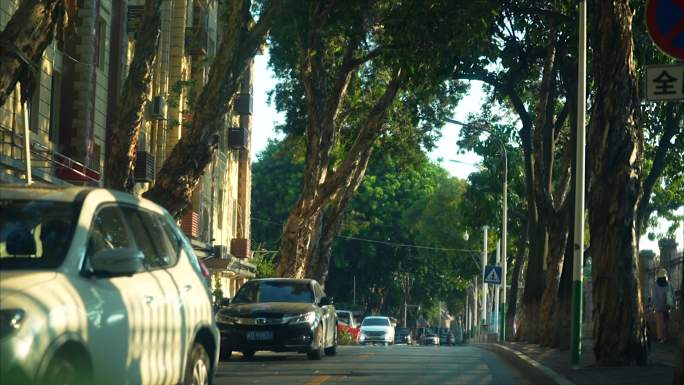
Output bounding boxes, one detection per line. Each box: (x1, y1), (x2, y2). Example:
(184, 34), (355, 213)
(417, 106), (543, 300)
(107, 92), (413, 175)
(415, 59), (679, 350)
(484, 265), (502, 285)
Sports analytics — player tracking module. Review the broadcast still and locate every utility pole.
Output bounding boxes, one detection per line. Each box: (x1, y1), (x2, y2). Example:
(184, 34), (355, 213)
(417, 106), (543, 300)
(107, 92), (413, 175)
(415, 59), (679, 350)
(353, 275), (356, 305)
(473, 277), (478, 338)
(571, 0), (587, 367)
(501, 152), (508, 341)
(482, 225), (488, 341)
(18, 84), (32, 185)
(465, 289), (470, 337)
(494, 240), (500, 337)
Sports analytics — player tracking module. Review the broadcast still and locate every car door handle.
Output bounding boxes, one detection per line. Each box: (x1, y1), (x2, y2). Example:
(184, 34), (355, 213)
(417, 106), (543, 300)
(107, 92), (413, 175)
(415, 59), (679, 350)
(144, 295), (154, 305)
(182, 284), (192, 293)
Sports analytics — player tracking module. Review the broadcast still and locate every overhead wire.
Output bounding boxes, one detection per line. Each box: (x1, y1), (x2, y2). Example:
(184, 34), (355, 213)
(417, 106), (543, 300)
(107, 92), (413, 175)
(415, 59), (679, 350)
(252, 217), (482, 254)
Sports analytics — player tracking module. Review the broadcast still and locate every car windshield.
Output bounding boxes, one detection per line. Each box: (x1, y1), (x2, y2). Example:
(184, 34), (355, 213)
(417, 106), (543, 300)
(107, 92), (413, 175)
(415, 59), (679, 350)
(232, 281), (314, 304)
(337, 312), (351, 324)
(362, 318), (390, 326)
(396, 327), (409, 334)
(0, 199), (79, 270)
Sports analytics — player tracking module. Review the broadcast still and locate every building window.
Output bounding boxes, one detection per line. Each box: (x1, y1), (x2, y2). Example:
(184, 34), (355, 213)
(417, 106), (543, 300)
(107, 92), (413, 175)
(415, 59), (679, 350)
(49, 71), (62, 145)
(95, 17), (106, 70)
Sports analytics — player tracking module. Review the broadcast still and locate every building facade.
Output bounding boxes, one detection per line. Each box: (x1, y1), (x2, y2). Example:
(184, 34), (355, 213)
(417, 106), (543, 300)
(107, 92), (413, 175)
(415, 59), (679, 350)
(0, 0), (255, 299)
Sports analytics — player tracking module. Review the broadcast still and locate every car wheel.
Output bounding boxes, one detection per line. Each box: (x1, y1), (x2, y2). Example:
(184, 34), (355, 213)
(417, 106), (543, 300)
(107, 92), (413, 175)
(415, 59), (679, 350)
(219, 346), (232, 361)
(324, 328), (337, 356)
(42, 354), (89, 385)
(184, 343), (211, 385)
(242, 350), (256, 360)
(307, 327), (324, 360)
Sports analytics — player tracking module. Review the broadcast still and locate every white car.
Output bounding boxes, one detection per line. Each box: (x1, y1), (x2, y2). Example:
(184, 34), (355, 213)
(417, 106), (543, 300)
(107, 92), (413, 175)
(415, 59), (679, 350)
(0, 186), (219, 385)
(359, 316), (395, 345)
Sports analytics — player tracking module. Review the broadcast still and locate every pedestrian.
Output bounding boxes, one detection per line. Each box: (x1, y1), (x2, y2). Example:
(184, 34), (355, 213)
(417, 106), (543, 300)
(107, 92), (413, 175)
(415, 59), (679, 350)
(653, 268), (674, 343)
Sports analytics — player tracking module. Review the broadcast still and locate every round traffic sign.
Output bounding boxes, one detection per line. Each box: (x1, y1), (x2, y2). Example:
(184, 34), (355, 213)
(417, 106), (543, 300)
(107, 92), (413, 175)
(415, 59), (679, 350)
(646, 0), (684, 60)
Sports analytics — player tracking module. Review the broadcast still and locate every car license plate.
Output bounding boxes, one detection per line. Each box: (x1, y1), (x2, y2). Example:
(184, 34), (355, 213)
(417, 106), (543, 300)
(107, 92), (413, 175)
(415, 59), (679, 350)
(247, 331), (273, 341)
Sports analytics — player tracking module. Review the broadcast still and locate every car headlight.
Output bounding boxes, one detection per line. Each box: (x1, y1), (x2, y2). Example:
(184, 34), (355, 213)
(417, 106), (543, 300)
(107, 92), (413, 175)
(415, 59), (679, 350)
(285, 311), (317, 325)
(216, 313), (238, 325)
(0, 309), (25, 338)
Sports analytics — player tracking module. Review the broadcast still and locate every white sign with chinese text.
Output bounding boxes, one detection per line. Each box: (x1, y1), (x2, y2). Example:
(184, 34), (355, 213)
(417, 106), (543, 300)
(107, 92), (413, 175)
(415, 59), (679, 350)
(645, 64), (684, 101)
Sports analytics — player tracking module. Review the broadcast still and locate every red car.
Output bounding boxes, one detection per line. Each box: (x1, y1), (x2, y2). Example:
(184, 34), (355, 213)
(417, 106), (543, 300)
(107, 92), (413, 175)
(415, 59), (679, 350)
(336, 310), (360, 342)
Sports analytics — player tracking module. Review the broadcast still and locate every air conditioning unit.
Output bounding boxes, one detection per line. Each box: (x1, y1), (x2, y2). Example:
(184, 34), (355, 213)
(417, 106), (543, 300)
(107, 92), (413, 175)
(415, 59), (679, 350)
(126, 6), (145, 34)
(213, 245), (229, 259)
(230, 238), (250, 259)
(180, 211), (200, 239)
(146, 96), (167, 121)
(228, 127), (247, 150)
(134, 151), (155, 182)
(235, 93), (253, 115)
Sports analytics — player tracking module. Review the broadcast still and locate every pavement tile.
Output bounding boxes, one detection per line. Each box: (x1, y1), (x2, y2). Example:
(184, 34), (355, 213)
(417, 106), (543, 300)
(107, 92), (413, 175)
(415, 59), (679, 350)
(497, 339), (675, 385)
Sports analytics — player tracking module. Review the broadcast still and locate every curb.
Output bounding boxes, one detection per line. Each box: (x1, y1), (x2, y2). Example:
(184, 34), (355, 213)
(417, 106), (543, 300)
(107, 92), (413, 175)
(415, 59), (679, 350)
(478, 343), (575, 385)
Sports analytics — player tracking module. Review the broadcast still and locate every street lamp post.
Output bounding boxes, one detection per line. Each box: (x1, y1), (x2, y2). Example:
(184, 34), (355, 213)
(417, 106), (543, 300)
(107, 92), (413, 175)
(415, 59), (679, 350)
(446, 118), (508, 341)
(571, 0), (587, 366)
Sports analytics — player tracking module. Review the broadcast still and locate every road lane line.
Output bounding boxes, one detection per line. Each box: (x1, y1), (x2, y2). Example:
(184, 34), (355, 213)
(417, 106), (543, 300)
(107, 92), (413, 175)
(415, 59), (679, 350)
(304, 375), (330, 385)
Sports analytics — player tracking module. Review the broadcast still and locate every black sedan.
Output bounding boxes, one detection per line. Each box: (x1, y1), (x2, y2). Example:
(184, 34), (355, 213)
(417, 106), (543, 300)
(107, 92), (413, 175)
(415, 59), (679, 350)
(216, 278), (338, 360)
(394, 327), (413, 344)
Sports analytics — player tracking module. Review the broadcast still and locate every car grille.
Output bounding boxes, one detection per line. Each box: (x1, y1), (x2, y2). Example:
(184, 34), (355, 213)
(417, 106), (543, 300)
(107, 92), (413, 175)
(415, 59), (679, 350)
(364, 331), (386, 337)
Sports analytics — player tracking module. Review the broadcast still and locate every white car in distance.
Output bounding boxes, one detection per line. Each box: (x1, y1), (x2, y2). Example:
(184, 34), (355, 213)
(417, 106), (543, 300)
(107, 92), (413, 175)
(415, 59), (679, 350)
(0, 186), (219, 385)
(359, 316), (395, 346)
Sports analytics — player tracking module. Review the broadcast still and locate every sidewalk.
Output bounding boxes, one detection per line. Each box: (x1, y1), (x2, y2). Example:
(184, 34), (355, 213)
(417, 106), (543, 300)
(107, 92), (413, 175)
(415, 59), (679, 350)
(481, 338), (675, 385)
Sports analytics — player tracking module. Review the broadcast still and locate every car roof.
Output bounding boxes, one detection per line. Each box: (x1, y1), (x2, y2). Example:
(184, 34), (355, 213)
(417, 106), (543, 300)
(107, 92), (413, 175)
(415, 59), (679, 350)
(249, 278), (316, 285)
(0, 185), (169, 215)
(0, 184), (93, 202)
(363, 316), (390, 319)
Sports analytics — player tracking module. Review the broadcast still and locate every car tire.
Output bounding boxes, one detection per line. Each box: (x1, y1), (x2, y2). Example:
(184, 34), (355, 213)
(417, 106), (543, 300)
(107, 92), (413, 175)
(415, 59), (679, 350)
(307, 327), (324, 360)
(324, 328), (337, 356)
(42, 353), (90, 385)
(218, 347), (232, 361)
(184, 343), (211, 385)
(242, 350), (256, 360)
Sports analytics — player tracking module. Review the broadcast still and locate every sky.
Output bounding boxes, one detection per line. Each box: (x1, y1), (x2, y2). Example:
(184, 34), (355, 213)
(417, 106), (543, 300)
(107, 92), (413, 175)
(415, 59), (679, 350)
(250, 52), (683, 254)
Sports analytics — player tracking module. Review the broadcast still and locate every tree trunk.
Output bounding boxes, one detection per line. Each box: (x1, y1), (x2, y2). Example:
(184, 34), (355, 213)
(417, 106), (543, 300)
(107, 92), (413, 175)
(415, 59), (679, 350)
(517, 219), (547, 343)
(305, 146), (373, 283)
(276, 66), (403, 278)
(104, 0), (163, 191)
(539, 209), (570, 347)
(276, 200), (324, 278)
(506, 243), (525, 341)
(588, 0), (647, 366)
(0, 0), (63, 107)
(674, 262), (684, 385)
(143, 0), (278, 216)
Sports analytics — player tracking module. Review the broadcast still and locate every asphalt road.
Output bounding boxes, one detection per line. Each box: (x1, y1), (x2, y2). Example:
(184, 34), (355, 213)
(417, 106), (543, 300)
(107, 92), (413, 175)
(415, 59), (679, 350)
(214, 344), (533, 385)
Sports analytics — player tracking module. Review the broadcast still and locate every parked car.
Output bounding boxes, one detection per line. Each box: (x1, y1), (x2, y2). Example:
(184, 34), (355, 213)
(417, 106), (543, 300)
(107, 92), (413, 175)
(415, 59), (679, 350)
(421, 328), (440, 345)
(216, 278), (337, 360)
(359, 316), (395, 345)
(439, 328), (456, 346)
(336, 310), (360, 342)
(0, 186), (219, 385)
(394, 327), (412, 344)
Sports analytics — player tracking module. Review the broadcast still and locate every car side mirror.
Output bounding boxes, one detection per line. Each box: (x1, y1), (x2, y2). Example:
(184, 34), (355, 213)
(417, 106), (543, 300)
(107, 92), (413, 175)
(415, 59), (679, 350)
(320, 296), (333, 306)
(219, 298), (232, 307)
(90, 248), (144, 277)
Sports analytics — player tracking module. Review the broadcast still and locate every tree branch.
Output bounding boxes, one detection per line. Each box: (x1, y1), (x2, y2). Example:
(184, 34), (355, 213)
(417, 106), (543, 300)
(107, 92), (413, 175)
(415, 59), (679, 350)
(315, 68), (404, 207)
(637, 105), (683, 234)
(105, 0), (163, 191)
(144, 0), (280, 216)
